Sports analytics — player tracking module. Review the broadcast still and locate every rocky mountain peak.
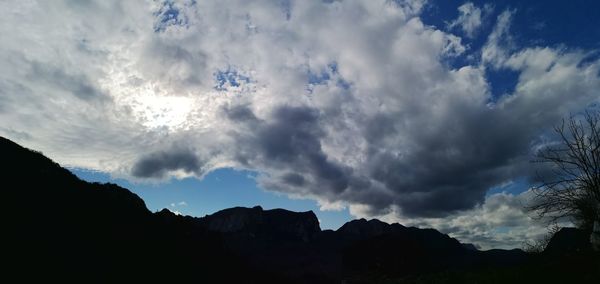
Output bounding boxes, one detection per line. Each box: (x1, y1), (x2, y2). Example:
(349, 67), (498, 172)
(201, 206), (320, 241)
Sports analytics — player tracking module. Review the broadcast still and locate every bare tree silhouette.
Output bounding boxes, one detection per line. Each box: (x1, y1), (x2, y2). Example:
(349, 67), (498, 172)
(529, 111), (600, 250)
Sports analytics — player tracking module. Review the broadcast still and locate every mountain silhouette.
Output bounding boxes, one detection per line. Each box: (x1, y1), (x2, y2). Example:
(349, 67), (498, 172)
(201, 206), (320, 241)
(3, 136), (597, 283)
(2, 136), (278, 282)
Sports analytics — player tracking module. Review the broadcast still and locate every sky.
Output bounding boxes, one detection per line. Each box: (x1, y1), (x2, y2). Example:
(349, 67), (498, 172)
(1, 0), (600, 249)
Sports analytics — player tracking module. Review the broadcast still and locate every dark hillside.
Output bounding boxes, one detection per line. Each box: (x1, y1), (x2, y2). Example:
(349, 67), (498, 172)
(4, 136), (596, 283)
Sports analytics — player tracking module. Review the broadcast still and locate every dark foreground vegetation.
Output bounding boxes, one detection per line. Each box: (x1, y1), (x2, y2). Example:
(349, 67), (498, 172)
(2, 136), (598, 283)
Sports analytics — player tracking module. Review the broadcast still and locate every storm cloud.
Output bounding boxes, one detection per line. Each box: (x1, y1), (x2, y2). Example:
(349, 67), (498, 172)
(132, 147), (203, 178)
(225, 105), (354, 196)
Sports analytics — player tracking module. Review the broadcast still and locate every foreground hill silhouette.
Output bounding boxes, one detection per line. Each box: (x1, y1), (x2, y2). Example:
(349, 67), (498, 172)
(2, 136), (269, 282)
(2, 136), (598, 283)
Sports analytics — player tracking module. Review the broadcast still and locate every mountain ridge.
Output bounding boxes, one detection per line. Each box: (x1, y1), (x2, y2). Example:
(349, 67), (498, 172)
(1, 136), (538, 283)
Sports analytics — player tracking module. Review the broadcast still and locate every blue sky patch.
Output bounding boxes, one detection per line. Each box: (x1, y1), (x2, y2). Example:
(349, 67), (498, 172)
(422, 0), (600, 69)
(154, 0), (191, 32)
(307, 67), (331, 85)
(71, 167), (353, 230)
(485, 67), (520, 103)
(306, 62), (350, 93)
(214, 68), (251, 91)
(486, 177), (530, 196)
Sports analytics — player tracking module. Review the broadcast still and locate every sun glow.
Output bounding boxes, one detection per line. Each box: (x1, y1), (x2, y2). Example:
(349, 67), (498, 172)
(99, 66), (196, 130)
(100, 61), (260, 132)
(129, 92), (193, 129)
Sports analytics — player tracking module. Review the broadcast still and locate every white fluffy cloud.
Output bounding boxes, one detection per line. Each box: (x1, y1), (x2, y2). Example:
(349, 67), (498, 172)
(352, 189), (570, 249)
(1, 0), (599, 248)
(447, 2), (492, 38)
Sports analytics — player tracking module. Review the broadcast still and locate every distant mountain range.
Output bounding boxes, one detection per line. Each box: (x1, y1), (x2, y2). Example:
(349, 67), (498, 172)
(2, 136), (597, 283)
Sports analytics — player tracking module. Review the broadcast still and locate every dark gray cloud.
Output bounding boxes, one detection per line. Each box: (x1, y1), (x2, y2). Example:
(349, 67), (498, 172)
(364, 108), (535, 217)
(282, 172), (306, 187)
(223, 104), (258, 122)
(222, 83), (595, 218)
(258, 106), (351, 193)
(132, 147), (203, 178)
(27, 61), (107, 101)
(227, 105), (352, 196)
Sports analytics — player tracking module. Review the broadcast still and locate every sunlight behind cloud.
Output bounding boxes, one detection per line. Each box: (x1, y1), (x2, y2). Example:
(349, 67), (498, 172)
(131, 92), (192, 129)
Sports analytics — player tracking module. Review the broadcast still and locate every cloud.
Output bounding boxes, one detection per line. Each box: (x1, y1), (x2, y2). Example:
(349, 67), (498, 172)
(352, 190), (571, 249)
(164, 208), (183, 215)
(482, 9), (516, 67)
(27, 61), (108, 101)
(224, 105), (355, 198)
(171, 201), (187, 207)
(132, 147), (204, 178)
(447, 2), (492, 38)
(1, 0), (600, 248)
